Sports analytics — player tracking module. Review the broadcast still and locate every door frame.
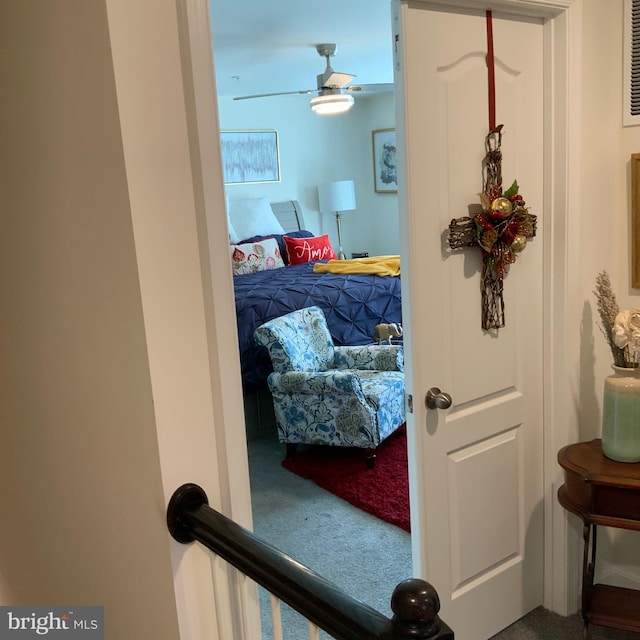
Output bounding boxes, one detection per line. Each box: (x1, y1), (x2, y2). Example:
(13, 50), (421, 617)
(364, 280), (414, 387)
(180, 0), (583, 631)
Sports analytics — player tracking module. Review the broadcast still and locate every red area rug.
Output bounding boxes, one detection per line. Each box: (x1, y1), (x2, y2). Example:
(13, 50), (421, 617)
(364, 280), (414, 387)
(281, 426), (410, 532)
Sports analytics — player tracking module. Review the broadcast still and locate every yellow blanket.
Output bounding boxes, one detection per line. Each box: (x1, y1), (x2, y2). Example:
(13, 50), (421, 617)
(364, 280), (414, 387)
(313, 255), (401, 277)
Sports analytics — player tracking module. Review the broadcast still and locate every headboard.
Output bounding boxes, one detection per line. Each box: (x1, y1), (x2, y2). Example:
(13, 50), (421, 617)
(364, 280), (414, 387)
(270, 200), (305, 233)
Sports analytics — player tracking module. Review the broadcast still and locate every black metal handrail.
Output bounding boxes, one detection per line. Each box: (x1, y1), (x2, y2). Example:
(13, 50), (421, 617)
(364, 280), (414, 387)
(167, 483), (453, 640)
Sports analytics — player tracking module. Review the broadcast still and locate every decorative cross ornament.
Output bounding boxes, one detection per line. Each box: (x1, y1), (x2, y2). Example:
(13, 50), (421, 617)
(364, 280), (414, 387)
(448, 129), (537, 329)
(447, 12), (538, 330)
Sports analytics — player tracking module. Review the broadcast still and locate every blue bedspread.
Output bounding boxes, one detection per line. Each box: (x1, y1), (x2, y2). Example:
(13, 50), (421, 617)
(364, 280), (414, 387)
(234, 261), (402, 392)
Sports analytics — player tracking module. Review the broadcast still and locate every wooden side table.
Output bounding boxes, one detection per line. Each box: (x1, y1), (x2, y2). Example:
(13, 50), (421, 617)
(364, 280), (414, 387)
(557, 439), (640, 639)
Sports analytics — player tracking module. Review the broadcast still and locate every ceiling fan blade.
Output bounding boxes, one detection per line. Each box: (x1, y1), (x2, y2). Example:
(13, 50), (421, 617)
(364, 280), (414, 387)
(346, 83), (394, 93)
(233, 89), (315, 101)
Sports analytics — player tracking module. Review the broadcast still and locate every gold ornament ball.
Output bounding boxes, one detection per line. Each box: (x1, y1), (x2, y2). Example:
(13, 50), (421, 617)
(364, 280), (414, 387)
(511, 234), (527, 253)
(491, 197), (513, 217)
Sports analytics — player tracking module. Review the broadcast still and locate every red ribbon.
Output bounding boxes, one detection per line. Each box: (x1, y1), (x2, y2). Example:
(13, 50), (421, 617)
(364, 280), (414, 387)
(486, 10), (497, 132)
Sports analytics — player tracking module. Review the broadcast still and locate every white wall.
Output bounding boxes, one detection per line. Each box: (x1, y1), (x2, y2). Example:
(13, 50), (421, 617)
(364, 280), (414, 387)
(0, 2), (180, 637)
(578, 0), (640, 589)
(217, 92), (399, 257)
(343, 93), (401, 257)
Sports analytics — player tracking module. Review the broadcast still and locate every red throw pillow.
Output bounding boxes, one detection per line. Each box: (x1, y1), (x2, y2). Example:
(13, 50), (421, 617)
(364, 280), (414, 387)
(284, 234), (337, 265)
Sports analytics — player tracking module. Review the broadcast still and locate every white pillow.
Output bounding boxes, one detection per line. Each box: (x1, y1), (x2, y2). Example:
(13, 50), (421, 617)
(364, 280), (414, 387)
(224, 193), (239, 243)
(228, 197), (285, 242)
(227, 215), (239, 243)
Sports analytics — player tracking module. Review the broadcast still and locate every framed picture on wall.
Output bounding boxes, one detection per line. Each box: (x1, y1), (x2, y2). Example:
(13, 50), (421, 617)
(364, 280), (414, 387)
(220, 130), (280, 184)
(372, 128), (397, 193)
(632, 153), (640, 288)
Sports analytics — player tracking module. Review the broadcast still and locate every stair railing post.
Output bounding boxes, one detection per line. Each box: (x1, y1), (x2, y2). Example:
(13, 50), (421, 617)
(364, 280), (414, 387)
(382, 579), (454, 639)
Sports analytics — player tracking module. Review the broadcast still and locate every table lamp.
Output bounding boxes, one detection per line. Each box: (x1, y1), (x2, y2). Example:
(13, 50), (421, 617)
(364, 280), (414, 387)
(317, 180), (356, 260)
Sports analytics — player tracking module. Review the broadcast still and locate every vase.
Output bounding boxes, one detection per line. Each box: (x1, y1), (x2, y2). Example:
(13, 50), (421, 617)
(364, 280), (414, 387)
(602, 365), (640, 463)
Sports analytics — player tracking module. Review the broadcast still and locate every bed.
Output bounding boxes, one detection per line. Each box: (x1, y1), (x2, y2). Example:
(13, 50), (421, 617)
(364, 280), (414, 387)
(229, 198), (403, 394)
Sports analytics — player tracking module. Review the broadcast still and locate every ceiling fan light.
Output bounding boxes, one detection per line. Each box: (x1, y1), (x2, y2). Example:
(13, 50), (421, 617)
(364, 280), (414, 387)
(310, 93), (354, 115)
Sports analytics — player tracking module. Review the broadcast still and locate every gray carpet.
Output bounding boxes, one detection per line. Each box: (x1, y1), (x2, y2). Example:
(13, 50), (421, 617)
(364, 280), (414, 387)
(248, 432), (639, 639)
(488, 607), (639, 639)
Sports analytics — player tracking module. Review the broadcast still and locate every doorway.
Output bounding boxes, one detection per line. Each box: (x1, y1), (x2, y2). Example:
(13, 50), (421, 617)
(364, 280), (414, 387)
(207, 0), (412, 632)
(191, 0), (578, 636)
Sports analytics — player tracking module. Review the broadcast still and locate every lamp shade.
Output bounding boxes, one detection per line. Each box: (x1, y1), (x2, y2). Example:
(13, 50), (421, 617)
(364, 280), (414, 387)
(317, 180), (356, 213)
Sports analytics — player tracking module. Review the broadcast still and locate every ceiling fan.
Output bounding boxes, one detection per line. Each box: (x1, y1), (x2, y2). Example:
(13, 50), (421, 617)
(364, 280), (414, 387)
(233, 43), (393, 114)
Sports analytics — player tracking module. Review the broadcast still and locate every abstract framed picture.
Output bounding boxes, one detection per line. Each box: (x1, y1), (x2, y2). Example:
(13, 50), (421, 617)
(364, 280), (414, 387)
(220, 130), (280, 184)
(372, 128), (397, 193)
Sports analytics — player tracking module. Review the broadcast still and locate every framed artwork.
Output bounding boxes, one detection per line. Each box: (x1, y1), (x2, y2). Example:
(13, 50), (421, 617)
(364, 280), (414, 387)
(372, 128), (397, 193)
(220, 130), (280, 184)
(632, 153), (640, 287)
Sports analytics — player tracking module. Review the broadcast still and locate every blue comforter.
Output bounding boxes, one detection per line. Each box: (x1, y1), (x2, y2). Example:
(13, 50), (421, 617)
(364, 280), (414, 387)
(234, 261), (402, 392)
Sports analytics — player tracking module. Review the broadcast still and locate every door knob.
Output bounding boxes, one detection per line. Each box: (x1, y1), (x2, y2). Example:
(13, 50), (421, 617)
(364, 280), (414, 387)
(425, 387), (452, 410)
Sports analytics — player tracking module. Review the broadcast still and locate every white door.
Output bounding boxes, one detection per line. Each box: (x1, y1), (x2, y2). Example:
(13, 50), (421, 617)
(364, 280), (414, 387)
(393, 4), (544, 639)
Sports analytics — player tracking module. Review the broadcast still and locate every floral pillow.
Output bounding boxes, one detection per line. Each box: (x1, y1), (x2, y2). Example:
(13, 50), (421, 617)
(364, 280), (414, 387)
(284, 234), (337, 265)
(230, 237), (285, 276)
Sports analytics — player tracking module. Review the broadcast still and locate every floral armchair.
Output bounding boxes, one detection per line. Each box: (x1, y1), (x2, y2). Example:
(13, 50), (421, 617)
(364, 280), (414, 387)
(253, 306), (405, 466)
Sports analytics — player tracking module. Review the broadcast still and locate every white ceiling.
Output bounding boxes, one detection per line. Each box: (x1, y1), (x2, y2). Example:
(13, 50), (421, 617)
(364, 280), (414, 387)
(208, 0), (395, 99)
